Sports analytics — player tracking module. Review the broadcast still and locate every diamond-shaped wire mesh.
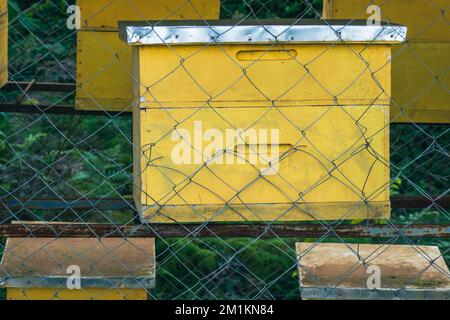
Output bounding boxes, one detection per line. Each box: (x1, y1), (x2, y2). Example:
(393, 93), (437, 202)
(0, 0), (448, 300)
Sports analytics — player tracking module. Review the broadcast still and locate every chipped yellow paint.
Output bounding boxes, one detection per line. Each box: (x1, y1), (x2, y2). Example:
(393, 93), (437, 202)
(134, 105), (390, 223)
(7, 288), (147, 300)
(0, 6), (7, 88)
(323, 0), (450, 123)
(77, 0), (220, 31)
(137, 44), (393, 108)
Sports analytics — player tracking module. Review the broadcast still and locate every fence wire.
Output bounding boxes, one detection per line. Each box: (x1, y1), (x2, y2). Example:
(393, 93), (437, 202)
(0, 0), (448, 300)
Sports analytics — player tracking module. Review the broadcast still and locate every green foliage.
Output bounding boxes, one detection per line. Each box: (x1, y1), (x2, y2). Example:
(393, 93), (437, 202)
(156, 238), (299, 299)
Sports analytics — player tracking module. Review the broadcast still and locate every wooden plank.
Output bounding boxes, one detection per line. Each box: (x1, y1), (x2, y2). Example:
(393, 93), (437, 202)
(296, 242), (450, 299)
(0, 237), (156, 288)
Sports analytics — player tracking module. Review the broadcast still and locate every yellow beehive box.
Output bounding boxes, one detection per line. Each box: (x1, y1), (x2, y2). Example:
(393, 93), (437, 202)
(0, 236), (155, 300)
(323, 0), (450, 123)
(121, 20), (406, 223)
(391, 42), (450, 123)
(75, 0), (220, 111)
(296, 242), (450, 299)
(78, 0), (220, 31)
(76, 31), (133, 111)
(0, 2), (7, 88)
(323, 0), (449, 42)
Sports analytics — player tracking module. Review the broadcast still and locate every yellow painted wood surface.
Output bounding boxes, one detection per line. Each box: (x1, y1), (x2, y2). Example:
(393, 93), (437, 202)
(323, 0), (450, 123)
(76, 31), (133, 111)
(134, 105), (390, 223)
(136, 44), (392, 108)
(0, 0), (6, 12)
(0, 7), (7, 88)
(75, 0), (220, 111)
(323, 0), (450, 42)
(7, 288), (147, 300)
(391, 42), (450, 123)
(77, 0), (220, 31)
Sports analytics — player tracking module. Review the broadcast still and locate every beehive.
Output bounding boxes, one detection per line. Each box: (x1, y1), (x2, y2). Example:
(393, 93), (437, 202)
(121, 20), (407, 223)
(323, 0), (450, 123)
(0, 237), (155, 300)
(75, 0), (220, 111)
(296, 242), (450, 300)
(0, 0), (7, 88)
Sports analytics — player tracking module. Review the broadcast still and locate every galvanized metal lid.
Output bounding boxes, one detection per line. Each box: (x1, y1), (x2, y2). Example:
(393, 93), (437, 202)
(119, 19), (407, 45)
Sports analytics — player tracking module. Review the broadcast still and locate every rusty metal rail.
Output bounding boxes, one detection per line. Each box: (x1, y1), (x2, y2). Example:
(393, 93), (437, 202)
(0, 223), (448, 239)
(0, 103), (130, 117)
(1, 81), (75, 92)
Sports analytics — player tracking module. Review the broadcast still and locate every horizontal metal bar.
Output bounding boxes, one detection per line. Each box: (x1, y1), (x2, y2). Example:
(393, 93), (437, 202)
(1, 196), (448, 211)
(1, 81), (76, 92)
(121, 21), (407, 45)
(1, 277), (155, 290)
(0, 103), (131, 117)
(0, 197), (134, 211)
(0, 223), (448, 239)
(301, 287), (449, 300)
(390, 195), (450, 209)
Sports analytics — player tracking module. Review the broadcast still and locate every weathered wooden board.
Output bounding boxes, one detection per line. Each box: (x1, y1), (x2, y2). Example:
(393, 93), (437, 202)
(0, 236), (156, 300)
(296, 242), (450, 299)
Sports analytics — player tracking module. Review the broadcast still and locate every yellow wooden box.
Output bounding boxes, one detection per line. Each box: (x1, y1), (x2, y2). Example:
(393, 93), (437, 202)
(78, 0), (220, 31)
(323, 0), (450, 123)
(76, 31), (133, 111)
(75, 0), (220, 111)
(121, 21), (406, 223)
(0, 4), (7, 88)
(391, 42), (450, 123)
(323, 0), (449, 42)
(0, 236), (155, 300)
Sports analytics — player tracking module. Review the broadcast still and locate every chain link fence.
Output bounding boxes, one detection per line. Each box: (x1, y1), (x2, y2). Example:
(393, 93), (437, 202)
(0, 0), (448, 300)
